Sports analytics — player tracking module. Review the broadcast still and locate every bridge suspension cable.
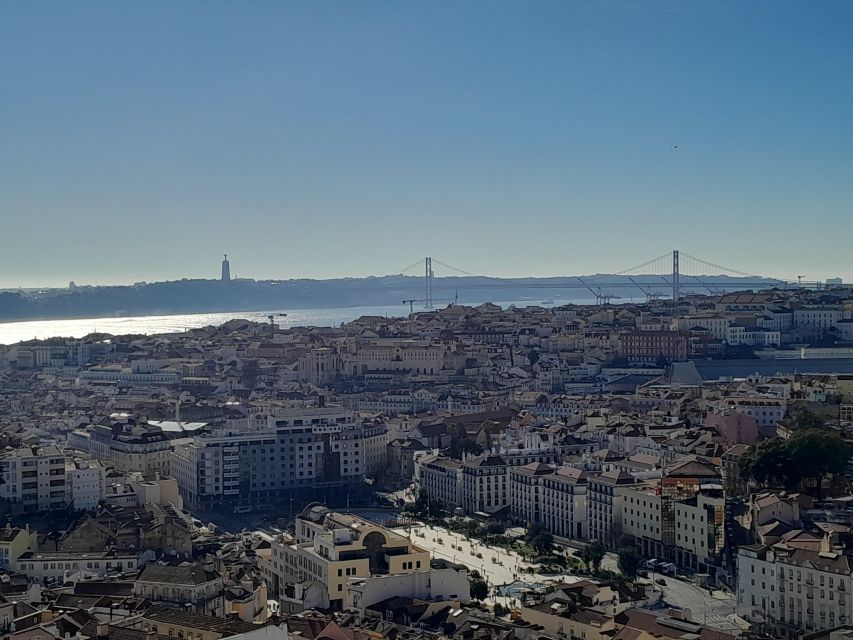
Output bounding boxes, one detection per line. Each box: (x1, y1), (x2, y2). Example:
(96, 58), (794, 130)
(430, 258), (479, 277)
(679, 251), (762, 279)
(396, 258), (426, 275)
(614, 252), (674, 276)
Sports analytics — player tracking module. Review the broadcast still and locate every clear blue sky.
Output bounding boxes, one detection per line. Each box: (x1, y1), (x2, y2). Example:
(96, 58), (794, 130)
(2, 1), (852, 287)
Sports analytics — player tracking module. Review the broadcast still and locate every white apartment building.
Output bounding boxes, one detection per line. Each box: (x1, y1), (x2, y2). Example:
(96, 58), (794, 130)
(541, 466), (588, 540)
(415, 454), (463, 510)
(621, 484), (663, 558)
(171, 406), (383, 510)
(674, 492), (723, 568)
(347, 567), (470, 611)
(726, 326), (781, 347)
(794, 307), (841, 329)
(587, 470), (639, 548)
(737, 545), (779, 631)
(0, 446), (68, 513)
(679, 315), (731, 341)
(462, 454), (509, 515)
(723, 398), (787, 431)
(67, 458), (106, 511)
(362, 421), (389, 480)
(509, 462), (553, 527)
(70, 422), (175, 476)
(14, 549), (154, 584)
(738, 540), (853, 638)
(77, 364), (181, 386)
(759, 309), (794, 331)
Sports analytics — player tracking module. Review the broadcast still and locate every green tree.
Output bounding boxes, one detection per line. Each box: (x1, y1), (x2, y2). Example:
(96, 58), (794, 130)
(792, 408), (826, 430)
(617, 546), (641, 578)
(470, 579), (489, 601)
(528, 349), (540, 365)
(739, 438), (799, 490)
(580, 540), (606, 573)
(740, 429), (850, 496)
(787, 429), (851, 498)
(526, 524), (554, 555)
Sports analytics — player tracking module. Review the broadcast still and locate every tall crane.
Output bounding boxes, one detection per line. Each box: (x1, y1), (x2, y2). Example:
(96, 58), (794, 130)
(402, 291), (458, 314)
(267, 313), (287, 337)
(627, 276), (662, 302)
(577, 277), (619, 306)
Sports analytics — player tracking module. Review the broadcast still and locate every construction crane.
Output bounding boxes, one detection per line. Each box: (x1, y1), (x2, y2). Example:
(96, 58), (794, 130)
(627, 276), (662, 302)
(402, 300), (420, 314)
(267, 313), (287, 337)
(577, 277), (619, 306)
(402, 292), (458, 314)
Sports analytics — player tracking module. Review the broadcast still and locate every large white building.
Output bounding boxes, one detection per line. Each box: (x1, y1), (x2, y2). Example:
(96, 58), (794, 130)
(0, 446), (68, 513)
(170, 406), (387, 510)
(738, 539), (853, 638)
(67, 458), (106, 511)
(508, 462), (589, 540)
(462, 455), (509, 515)
(415, 454), (463, 510)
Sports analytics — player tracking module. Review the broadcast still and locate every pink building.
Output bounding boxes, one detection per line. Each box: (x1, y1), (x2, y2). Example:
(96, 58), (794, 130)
(706, 411), (759, 445)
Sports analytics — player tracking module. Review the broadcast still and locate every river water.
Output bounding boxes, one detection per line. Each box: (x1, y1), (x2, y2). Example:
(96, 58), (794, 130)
(0, 298), (597, 344)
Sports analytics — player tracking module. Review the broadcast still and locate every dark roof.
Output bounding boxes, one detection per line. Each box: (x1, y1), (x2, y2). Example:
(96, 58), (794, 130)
(514, 462), (553, 476)
(136, 564), (219, 586)
(74, 581), (135, 597)
(613, 608), (737, 640)
(0, 527), (26, 543)
(142, 605), (261, 634)
(665, 459), (720, 480)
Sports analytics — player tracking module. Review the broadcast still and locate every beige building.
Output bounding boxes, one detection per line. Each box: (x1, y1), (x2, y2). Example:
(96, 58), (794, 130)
(0, 527), (34, 571)
(352, 340), (449, 376)
(134, 564), (225, 616)
(261, 506), (430, 611)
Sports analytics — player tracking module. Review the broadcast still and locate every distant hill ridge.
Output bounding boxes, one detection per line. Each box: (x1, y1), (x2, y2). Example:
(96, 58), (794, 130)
(0, 274), (782, 321)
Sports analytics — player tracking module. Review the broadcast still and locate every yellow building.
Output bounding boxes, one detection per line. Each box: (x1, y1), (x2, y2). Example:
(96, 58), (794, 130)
(0, 527), (33, 571)
(262, 505), (430, 611)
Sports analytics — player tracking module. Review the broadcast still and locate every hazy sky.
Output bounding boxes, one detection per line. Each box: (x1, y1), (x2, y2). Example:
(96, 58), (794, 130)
(2, 1), (852, 288)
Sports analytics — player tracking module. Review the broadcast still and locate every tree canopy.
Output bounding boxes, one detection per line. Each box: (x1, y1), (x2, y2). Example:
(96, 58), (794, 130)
(617, 546), (641, 578)
(580, 540), (606, 573)
(740, 429), (851, 496)
(526, 524), (554, 555)
(470, 578), (489, 601)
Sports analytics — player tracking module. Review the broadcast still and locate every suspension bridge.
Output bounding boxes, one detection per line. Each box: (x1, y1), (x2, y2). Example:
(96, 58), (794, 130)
(394, 250), (822, 310)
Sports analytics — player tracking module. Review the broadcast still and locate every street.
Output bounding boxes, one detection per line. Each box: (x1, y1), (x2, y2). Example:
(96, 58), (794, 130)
(654, 574), (740, 631)
(396, 521), (737, 627)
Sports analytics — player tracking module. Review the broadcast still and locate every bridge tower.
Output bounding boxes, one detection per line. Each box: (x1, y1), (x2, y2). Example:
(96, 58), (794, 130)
(672, 249), (680, 301)
(424, 257), (434, 309)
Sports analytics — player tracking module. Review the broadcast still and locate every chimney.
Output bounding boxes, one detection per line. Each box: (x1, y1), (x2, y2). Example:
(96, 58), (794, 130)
(96, 624), (110, 638)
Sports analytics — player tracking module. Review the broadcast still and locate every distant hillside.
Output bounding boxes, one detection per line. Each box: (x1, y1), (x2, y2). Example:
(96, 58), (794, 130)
(0, 274), (783, 322)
